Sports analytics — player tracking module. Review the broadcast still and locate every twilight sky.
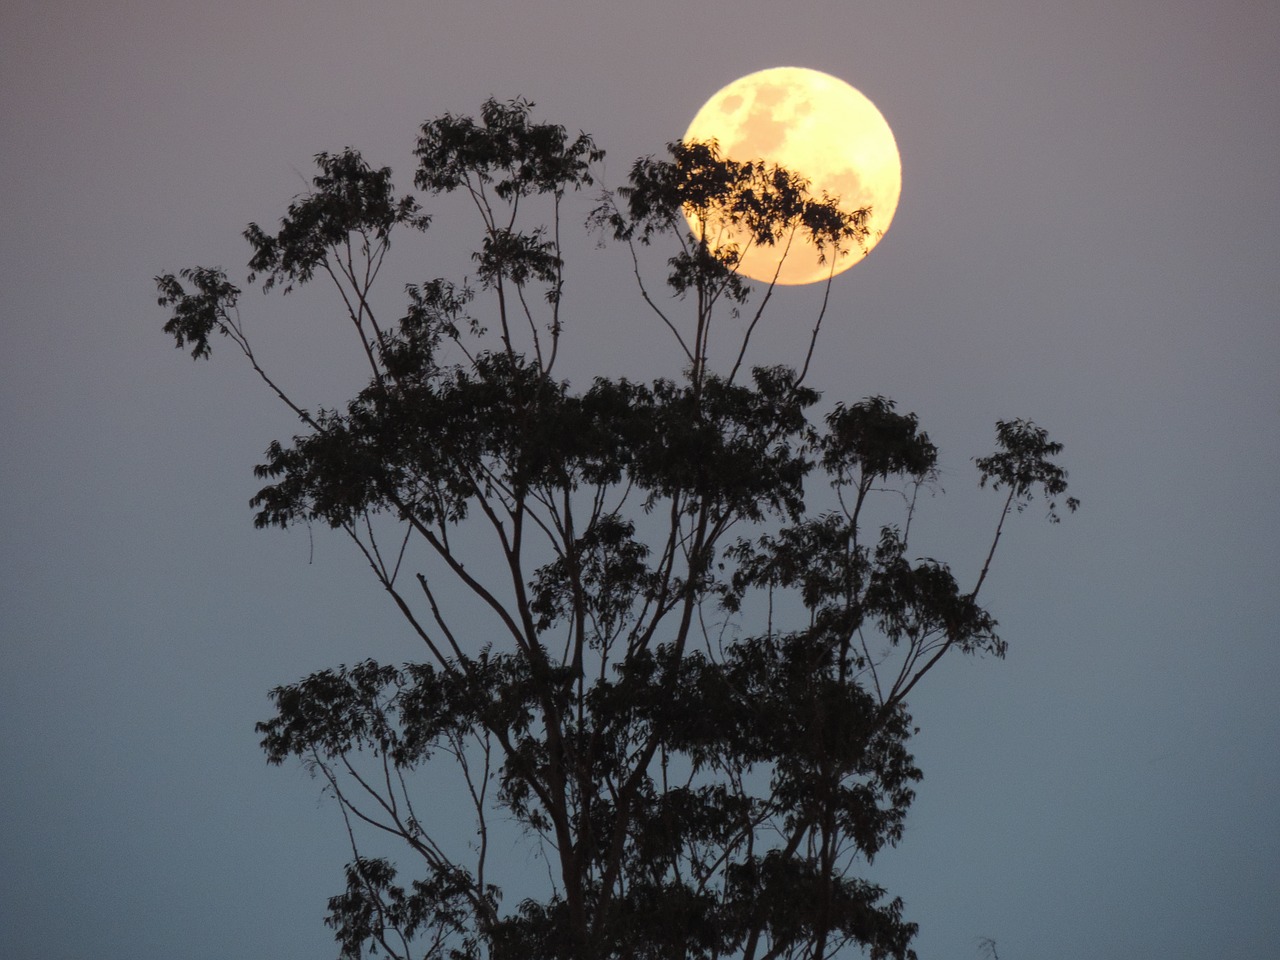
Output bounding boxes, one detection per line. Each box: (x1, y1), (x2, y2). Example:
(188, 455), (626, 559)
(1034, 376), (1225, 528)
(2, 1), (1277, 958)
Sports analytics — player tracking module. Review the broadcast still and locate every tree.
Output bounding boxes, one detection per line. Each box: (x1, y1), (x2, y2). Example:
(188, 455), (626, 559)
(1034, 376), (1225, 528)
(157, 97), (1076, 960)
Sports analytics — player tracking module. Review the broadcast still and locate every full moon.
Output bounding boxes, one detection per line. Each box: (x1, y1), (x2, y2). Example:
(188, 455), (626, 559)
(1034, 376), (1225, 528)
(683, 67), (901, 285)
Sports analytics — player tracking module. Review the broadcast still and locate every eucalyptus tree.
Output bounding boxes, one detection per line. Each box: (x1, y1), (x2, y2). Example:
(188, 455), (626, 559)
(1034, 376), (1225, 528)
(157, 98), (1076, 960)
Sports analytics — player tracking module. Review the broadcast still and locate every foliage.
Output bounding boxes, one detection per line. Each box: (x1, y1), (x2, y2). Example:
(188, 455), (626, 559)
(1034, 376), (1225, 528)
(157, 98), (1076, 960)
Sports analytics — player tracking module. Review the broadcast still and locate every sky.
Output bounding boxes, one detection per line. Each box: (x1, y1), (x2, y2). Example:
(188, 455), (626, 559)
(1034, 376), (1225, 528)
(2, 0), (1277, 958)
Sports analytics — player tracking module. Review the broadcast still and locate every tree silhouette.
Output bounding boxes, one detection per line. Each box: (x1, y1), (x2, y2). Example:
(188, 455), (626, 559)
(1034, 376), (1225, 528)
(157, 98), (1076, 960)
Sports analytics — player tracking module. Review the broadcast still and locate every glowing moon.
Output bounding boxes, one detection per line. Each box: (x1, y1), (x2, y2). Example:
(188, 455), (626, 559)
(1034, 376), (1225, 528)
(683, 67), (901, 285)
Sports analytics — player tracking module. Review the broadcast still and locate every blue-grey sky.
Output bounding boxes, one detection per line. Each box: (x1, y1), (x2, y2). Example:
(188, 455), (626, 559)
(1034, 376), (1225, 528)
(2, 1), (1277, 958)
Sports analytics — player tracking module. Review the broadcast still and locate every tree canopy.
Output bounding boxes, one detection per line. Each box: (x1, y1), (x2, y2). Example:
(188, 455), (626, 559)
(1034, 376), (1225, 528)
(157, 97), (1076, 960)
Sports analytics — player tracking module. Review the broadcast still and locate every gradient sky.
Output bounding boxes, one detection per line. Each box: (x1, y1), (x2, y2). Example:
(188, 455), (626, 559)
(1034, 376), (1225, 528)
(2, 1), (1277, 958)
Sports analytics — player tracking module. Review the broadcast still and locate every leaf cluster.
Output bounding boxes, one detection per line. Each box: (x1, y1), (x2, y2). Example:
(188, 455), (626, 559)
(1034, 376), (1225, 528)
(245, 149), (428, 294)
(593, 140), (870, 300)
